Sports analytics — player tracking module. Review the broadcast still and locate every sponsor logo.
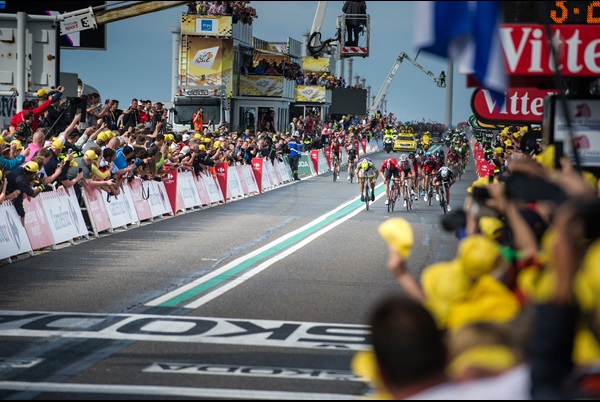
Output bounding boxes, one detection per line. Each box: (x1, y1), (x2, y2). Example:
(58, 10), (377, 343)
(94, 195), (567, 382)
(5, 211), (20, 250)
(574, 135), (591, 150)
(576, 103), (592, 118)
(191, 46), (219, 70)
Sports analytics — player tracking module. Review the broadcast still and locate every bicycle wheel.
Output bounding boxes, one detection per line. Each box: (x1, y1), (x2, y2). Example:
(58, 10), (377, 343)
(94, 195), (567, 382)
(364, 181), (370, 211)
(428, 183), (433, 206)
(440, 184), (447, 215)
(333, 159), (337, 182)
(349, 162), (354, 183)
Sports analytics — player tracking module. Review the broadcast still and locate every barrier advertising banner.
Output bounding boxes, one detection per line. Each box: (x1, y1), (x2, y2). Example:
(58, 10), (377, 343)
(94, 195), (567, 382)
(101, 187), (138, 230)
(215, 162), (229, 201)
(251, 158), (263, 193)
(178, 171), (202, 209)
(23, 196), (55, 251)
(39, 189), (83, 245)
(82, 186), (111, 235)
(163, 168), (186, 214)
(193, 174), (212, 206)
(241, 165), (260, 195)
(310, 150), (319, 173)
(203, 174), (224, 204)
(0, 201), (33, 260)
(147, 180), (173, 218)
(295, 85), (327, 102)
(127, 179), (153, 223)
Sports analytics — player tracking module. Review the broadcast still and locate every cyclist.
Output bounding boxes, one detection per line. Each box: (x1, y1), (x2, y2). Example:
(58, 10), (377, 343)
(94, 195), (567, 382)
(356, 157), (378, 202)
(435, 148), (445, 166)
(447, 146), (462, 173)
(421, 131), (431, 151)
(346, 143), (358, 181)
(433, 166), (456, 212)
(398, 154), (417, 208)
(458, 141), (470, 168)
(408, 152), (422, 199)
(422, 154), (441, 202)
(380, 157), (401, 205)
(330, 135), (342, 180)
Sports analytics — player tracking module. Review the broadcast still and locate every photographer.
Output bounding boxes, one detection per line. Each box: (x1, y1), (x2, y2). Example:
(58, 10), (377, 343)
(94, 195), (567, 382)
(121, 99), (140, 130)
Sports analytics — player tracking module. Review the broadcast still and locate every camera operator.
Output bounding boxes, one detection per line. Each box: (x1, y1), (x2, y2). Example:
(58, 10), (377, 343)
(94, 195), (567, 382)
(121, 99), (140, 130)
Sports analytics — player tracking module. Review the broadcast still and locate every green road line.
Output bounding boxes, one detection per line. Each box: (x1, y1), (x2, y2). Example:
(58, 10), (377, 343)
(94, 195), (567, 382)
(160, 186), (385, 307)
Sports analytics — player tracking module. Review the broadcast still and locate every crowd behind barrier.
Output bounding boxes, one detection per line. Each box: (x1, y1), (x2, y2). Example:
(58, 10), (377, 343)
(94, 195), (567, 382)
(0, 142), (383, 262)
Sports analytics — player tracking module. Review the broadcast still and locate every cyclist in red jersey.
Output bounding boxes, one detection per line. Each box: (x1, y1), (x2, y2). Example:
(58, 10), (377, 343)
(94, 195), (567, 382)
(422, 154), (441, 202)
(330, 136), (342, 180)
(380, 157), (401, 205)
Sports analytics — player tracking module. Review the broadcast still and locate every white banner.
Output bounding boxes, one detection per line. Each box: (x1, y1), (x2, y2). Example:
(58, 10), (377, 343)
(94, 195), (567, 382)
(178, 171), (202, 209)
(67, 189), (90, 238)
(318, 150), (328, 174)
(0, 201), (33, 260)
(39, 189), (81, 245)
(226, 167), (244, 199)
(101, 188), (138, 230)
(194, 174), (212, 206)
(147, 181), (173, 218)
(203, 174), (224, 204)
(241, 166), (260, 195)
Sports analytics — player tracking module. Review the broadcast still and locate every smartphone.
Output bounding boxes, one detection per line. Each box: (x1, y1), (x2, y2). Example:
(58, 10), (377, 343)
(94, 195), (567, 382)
(78, 168), (83, 173)
(505, 172), (567, 204)
(554, 140), (564, 170)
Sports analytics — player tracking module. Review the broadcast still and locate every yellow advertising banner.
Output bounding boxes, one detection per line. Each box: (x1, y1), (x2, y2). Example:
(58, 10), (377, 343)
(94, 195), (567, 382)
(180, 37), (233, 93)
(240, 75), (284, 97)
(180, 15), (233, 37)
(295, 86), (327, 102)
(302, 57), (330, 73)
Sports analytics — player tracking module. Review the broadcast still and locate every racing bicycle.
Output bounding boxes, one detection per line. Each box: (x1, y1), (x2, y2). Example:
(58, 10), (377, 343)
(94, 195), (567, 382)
(439, 180), (449, 214)
(387, 177), (401, 213)
(348, 157), (356, 184)
(402, 176), (413, 211)
(331, 154), (340, 182)
(363, 177), (371, 211)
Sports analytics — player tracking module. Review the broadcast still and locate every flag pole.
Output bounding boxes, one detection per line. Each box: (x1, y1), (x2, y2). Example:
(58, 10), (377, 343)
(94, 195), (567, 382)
(444, 59), (453, 128)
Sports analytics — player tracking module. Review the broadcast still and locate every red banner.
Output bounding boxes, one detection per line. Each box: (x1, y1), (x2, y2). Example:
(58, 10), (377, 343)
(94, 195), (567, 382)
(251, 158), (263, 193)
(23, 196), (55, 250)
(310, 150), (319, 173)
(471, 88), (559, 124)
(323, 147), (331, 167)
(361, 138), (367, 154)
(215, 162), (228, 201)
(163, 168), (185, 214)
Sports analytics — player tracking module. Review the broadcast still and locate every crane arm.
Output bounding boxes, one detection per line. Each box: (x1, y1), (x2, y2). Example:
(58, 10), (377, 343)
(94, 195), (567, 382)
(94, 1), (188, 25)
(368, 51), (443, 118)
(368, 52), (407, 118)
(310, 1), (329, 39)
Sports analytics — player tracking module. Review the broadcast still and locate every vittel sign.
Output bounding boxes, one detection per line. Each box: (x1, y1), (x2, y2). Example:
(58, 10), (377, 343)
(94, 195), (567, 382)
(500, 24), (600, 76)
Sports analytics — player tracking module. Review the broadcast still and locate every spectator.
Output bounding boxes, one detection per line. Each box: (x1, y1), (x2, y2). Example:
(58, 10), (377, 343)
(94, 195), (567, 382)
(0, 136), (29, 172)
(342, 1), (367, 46)
(193, 107), (204, 133)
(186, 1), (197, 14)
(196, 1), (209, 15)
(265, 62), (279, 76)
(11, 86), (64, 135)
(121, 99), (140, 130)
(207, 1), (221, 15)
(67, 149), (103, 200)
(0, 162), (21, 204)
(5, 161), (44, 226)
(25, 129), (47, 162)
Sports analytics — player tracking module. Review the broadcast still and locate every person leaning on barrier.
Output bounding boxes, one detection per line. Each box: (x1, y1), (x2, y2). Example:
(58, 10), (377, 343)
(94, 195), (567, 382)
(5, 161), (44, 226)
(0, 162), (21, 204)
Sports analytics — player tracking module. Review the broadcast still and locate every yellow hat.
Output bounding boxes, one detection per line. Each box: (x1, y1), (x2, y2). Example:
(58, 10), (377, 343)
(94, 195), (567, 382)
(378, 218), (414, 259)
(11, 140), (23, 150)
(467, 177), (489, 193)
(203, 138), (212, 144)
(458, 235), (502, 279)
(97, 132), (109, 143)
(504, 139), (513, 147)
(51, 138), (64, 150)
(84, 150), (99, 160)
(582, 171), (599, 192)
(0, 136), (6, 146)
(37, 89), (48, 98)
(495, 147), (504, 155)
(513, 131), (521, 139)
(479, 217), (504, 241)
(194, 133), (203, 140)
(198, 144), (206, 151)
(533, 145), (555, 170)
(212, 141), (221, 150)
(24, 161), (39, 174)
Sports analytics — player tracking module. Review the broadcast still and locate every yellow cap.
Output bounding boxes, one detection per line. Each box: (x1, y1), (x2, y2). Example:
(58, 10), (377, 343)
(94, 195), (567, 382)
(51, 138), (64, 149)
(0, 136), (6, 146)
(467, 177), (489, 193)
(198, 144), (206, 151)
(24, 161), (39, 173)
(37, 89), (48, 98)
(11, 140), (23, 150)
(378, 218), (414, 259)
(458, 235), (502, 279)
(213, 141), (221, 150)
(533, 145), (555, 170)
(479, 217), (504, 241)
(85, 150), (99, 160)
(495, 147), (504, 155)
(194, 134), (203, 140)
(97, 132), (109, 143)
(504, 139), (513, 147)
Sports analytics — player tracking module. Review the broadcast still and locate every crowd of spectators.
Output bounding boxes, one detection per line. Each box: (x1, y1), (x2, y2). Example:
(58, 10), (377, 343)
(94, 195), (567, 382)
(355, 124), (600, 400)
(186, 1), (257, 25)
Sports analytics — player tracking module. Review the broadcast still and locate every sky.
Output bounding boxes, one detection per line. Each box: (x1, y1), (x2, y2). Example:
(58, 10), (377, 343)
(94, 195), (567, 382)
(60, 1), (475, 125)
